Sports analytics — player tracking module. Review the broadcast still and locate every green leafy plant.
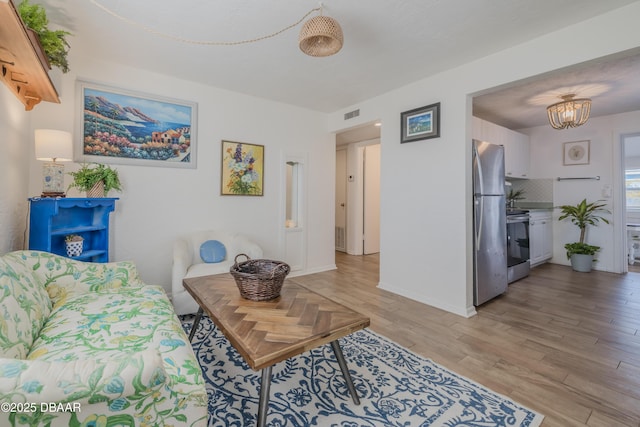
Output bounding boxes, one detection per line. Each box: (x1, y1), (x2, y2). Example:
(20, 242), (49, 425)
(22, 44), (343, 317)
(68, 163), (122, 194)
(507, 188), (525, 202)
(564, 242), (600, 259)
(558, 199), (610, 259)
(18, 0), (71, 73)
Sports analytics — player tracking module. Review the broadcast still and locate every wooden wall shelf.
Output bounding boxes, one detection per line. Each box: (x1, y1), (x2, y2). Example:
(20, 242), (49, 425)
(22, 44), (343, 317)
(0, 0), (60, 110)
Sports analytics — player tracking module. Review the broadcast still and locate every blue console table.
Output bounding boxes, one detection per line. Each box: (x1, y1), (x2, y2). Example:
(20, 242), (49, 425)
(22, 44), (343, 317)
(28, 197), (118, 263)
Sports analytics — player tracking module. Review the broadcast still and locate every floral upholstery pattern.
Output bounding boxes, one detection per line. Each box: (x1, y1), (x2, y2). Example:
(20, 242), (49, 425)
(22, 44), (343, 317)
(0, 251), (207, 427)
(0, 258), (51, 360)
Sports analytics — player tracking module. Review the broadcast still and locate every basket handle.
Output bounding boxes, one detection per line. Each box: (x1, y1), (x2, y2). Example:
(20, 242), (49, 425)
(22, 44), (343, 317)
(233, 253), (250, 266)
(270, 262), (289, 278)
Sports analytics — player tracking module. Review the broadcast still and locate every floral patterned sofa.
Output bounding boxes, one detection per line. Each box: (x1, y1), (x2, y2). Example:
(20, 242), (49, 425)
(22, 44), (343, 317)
(0, 251), (207, 426)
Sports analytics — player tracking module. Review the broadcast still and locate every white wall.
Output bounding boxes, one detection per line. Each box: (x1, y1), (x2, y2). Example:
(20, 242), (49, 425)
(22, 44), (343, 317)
(0, 87), (30, 254)
(524, 111), (640, 272)
(328, 2), (640, 317)
(21, 50), (334, 294)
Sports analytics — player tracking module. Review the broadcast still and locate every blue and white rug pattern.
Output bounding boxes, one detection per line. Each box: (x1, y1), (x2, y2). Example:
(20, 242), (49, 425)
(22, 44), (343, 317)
(181, 315), (543, 427)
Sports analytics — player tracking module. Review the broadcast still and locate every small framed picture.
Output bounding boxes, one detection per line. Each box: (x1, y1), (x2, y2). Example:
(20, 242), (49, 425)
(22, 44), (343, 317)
(400, 102), (440, 143)
(221, 140), (264, 196)
(563, 140), (590, 166)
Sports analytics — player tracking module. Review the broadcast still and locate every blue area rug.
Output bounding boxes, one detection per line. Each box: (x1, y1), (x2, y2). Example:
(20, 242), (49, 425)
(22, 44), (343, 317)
(181, 315), (544, 427)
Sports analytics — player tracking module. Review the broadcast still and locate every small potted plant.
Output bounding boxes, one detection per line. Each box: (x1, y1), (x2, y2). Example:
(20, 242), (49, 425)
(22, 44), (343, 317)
(507, 188), (525, 209)
(558, 199), (610, 272)
(18, 0), (71, 73)
(65, 234), (84, 257)
(68, 163), (122, 197)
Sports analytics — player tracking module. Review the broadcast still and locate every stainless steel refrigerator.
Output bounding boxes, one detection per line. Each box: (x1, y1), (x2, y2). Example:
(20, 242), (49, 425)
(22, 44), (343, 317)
(472, 139), (508, 305)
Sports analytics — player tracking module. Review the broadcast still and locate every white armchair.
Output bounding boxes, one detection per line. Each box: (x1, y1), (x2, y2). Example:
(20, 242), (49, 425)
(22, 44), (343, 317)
(172, 230), (263, 315)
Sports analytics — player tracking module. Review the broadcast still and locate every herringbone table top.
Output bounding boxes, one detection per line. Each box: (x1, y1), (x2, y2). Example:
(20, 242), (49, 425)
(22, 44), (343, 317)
(183, 273), (370, 370)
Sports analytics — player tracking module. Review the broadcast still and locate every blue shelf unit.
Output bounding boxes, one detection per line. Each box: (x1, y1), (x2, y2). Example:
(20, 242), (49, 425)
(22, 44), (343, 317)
(28, 198), (118, 263)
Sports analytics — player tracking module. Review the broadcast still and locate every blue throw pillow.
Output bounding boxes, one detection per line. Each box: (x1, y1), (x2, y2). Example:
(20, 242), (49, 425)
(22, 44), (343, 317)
(200, 240), (226, 263)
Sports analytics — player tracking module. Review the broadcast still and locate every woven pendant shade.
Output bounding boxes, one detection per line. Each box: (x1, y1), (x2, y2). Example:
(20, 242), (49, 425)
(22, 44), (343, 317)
(299, 15), (343, 57)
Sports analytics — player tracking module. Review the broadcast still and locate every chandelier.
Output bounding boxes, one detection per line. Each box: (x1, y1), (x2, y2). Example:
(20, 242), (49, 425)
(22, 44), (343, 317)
(299, 9), (343, 57)
(546, 94), (591, 130)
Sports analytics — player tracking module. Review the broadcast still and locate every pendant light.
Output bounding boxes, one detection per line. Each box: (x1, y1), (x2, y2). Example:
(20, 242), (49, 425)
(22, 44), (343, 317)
(547, 94), (591, 130)
(298, 6), (343, 57)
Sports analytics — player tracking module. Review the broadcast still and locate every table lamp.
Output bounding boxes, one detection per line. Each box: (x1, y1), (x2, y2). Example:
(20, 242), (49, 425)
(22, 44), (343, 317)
(35, 129), (73, 197)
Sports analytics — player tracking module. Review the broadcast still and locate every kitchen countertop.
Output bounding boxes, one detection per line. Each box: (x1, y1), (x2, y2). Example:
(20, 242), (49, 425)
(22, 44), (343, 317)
(513, 202), (554, 210)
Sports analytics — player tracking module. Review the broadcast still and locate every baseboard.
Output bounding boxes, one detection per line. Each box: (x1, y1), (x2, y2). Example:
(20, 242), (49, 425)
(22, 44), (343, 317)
(378, 280), (476, 318)
(288, 264), (337, 278)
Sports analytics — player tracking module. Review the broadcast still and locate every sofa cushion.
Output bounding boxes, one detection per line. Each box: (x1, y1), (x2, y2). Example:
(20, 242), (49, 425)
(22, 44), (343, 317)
(185, 260), (234, 279)
(199, 239), (226, 263)
(28, 285), (186, 361)
(0, 349), (166, 405)
(3, 251), (146, 308)
(0, 258), (51, 359)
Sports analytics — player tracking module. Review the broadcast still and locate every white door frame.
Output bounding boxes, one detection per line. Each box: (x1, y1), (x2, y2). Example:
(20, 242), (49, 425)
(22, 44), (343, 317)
(614, 130), (640, 273)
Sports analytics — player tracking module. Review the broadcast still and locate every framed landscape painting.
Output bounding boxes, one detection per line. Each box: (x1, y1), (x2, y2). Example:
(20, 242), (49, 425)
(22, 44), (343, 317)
(221, 140), (264, 196)
(76, 80), (197, 168)
(400, 102), (440, 143)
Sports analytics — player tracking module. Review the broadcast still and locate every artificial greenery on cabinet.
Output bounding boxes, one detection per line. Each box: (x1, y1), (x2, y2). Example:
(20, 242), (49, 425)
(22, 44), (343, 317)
(18, 0), (71, 73)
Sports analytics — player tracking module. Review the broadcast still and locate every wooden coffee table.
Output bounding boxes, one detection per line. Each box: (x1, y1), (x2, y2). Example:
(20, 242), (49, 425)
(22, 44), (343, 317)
(183, 273), (370, 427)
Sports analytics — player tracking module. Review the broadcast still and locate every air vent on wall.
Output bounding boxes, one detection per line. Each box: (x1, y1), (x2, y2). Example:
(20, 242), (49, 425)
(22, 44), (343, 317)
(344, 109), (360, 120)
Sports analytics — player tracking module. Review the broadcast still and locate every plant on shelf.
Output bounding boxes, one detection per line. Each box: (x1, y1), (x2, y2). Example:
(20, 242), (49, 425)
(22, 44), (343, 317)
(68, 163), (122, 197)
(64, 234), (83, 257)
(64, 234), (83, 243)
(558, 198), (610, 272)
(18, 0), (71, 73)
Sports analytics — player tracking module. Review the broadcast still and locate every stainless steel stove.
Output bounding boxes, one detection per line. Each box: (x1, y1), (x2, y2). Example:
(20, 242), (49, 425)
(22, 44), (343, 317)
(506, 209), (530, 283)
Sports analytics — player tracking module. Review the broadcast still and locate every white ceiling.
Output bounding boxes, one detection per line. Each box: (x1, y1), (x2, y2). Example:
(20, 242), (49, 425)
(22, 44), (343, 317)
(41, 0), (640, 125)
(473, 48), (640, 130)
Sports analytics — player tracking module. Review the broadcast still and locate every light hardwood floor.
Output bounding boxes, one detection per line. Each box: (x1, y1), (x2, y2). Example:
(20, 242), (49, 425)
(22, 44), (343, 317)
(292, 252), (640, 427)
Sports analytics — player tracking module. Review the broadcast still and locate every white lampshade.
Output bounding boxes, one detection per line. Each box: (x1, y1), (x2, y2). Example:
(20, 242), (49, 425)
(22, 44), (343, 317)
(35, 129), (73, 161)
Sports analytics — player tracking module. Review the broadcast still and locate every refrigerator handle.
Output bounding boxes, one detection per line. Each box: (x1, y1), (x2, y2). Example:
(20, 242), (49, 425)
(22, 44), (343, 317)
(473, 143), (484, 196)
(473, 143), (483, 251)
(475, 196), (483, 251)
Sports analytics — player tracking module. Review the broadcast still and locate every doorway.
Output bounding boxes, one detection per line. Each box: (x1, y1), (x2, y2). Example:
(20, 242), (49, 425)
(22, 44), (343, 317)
(335, 122), (381, 255)
(622, 133), (640, 271)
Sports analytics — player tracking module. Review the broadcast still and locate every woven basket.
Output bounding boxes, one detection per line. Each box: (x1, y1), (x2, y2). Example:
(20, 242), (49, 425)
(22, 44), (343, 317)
(230, 254), (290, 301)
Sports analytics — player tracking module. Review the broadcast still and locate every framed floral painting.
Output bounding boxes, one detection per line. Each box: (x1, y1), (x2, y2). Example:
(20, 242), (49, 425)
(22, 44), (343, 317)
(221, 140), (264, 196)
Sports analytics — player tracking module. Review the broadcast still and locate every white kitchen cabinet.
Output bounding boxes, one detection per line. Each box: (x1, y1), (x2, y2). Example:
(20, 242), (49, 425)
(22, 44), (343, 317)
(529, 210), (553, 266)
(503, 130), (530, 179)
(472, 116), (484, 140)
(472, 117), (530, 179)
(480, 120), (506, 146)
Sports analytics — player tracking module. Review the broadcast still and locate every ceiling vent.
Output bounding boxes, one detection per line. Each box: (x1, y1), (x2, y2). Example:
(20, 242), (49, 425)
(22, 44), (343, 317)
(344, 109), (360, 120)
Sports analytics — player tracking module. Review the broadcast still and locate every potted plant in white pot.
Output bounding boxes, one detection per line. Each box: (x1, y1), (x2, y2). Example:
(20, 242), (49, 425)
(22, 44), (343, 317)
(558, 199), (610, 272)
(64, 234), (83, 257)
(68, 163), (122, 197)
